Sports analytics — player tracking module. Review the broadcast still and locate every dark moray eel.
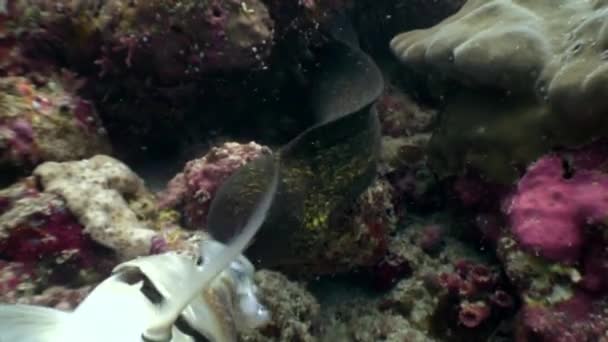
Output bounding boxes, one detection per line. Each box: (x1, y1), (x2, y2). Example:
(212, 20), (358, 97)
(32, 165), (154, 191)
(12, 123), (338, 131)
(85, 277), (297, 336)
(206, 22), (384, 268)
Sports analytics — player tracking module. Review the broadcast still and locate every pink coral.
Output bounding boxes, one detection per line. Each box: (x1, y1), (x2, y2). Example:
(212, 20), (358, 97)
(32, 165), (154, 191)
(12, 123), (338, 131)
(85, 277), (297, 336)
(459, 301), (491, 328)
(159, 142), (271, 228)
(436, 259), (514, 331)
(506, 154), (608, 262)
(516, 291), (608, 342)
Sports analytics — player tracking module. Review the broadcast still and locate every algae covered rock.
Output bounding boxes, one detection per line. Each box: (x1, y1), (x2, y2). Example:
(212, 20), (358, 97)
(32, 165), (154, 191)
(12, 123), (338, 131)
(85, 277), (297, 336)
(7, 0), (274, 81)
(390, 0), (608, 183)
(0, 76), (110, 170)
(96, 0), (274, 81)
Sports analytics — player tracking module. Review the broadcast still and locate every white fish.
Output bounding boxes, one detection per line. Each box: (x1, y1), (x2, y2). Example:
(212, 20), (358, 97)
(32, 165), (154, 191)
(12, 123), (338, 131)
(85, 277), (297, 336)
(0, 161), (279, 342)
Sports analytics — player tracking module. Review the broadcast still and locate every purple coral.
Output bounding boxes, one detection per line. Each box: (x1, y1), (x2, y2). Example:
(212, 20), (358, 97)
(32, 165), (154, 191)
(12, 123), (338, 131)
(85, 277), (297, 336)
(159, 142), (272, 228)
(505, 154), (608, 263)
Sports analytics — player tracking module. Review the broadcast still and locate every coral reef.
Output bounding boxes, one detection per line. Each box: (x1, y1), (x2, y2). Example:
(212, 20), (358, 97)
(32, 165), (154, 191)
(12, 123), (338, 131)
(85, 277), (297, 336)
(391, 0), (608, 182)
(7, 0), (274, 81)
(317, 219), (515, 341)
(436, 259), (514, 330)
(376, 80), (441, 212)
(377, 82), (436, 140)
(499, 235), (608, 342)
(0, 75), (110, 170)
(0, 260), (40, 304)
(0, 178), (113, 289)
(34, 155), (159, 260)
(494, 142), (608, 341)
(96, 0), (274, 81)
(6, 0), (608, 340)
(159, 141), (272, 229)
(2, 0), (279, 159)
(320, 301), (439, 342)
(242, 270), (320, 342)
(0, 259), (94, 310)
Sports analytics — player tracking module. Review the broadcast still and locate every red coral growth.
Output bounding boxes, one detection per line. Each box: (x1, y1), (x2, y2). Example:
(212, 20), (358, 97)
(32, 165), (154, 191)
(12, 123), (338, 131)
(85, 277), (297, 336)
(459, 301), (491, 328)
(0, 208), (95, 268)
(469, 264), (496, 289)
(437, 259), (514, 330)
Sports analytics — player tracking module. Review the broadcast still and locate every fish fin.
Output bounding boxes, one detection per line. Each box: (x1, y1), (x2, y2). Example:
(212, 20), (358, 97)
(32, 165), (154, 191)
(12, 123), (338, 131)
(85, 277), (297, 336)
(143, 157), (279, 340)
(0, 304), (69, 342)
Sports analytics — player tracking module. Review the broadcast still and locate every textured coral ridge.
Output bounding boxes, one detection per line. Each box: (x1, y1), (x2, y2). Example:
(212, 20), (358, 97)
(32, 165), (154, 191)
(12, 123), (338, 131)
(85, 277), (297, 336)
(390, 0), (608, 182)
